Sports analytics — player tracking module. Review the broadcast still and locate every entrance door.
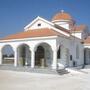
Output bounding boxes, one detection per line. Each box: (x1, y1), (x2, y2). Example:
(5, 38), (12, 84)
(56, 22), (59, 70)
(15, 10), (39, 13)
(35, 46), (45, 67)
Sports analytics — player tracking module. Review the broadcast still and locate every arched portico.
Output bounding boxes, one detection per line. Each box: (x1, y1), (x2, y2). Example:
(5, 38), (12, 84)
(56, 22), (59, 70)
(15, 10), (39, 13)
(0, 41), (58, 69)
(34, 43), (53, 68)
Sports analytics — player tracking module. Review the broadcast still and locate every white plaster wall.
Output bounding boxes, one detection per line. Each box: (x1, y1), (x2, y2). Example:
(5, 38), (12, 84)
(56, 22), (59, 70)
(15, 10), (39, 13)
(57, 36), (84, 67)
(69, 37), (84, 67)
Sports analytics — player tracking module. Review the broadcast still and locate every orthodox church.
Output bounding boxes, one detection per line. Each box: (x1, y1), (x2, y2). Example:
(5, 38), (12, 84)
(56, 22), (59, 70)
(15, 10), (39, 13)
(0, 10), (90, 69)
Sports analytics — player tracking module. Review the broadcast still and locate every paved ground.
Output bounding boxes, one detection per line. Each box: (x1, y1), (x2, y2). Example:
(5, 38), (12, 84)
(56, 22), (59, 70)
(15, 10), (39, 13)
(0, 68), (90, 90)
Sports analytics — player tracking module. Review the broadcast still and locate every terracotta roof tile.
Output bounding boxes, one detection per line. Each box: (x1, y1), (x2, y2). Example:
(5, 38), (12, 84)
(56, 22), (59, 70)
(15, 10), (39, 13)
(0, 28), (63, 40)
(72, 25), (86, 32)
(52, 12), (72, 21)
(84, 36), (90, 44)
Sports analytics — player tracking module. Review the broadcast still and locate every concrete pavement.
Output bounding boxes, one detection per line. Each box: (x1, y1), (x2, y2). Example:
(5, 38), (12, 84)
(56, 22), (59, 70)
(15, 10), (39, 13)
(0, 68), (90, 90)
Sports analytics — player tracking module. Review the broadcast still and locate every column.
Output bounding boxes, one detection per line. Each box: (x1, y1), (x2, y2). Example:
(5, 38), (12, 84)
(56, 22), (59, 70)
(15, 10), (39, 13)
(0, 48), (2, 65)
(14, 48), (18, 67)
(31, 49), (35, 68)
(52, 49), (57, 69)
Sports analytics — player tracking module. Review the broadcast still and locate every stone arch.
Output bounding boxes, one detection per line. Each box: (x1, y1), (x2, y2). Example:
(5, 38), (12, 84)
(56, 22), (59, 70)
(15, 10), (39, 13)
(34, 42), (53, 68)
(1, 44), (14, 65)
(34, 42), (53, 51)
(16, 43), (31, 49)
(17, 43), (31, 66)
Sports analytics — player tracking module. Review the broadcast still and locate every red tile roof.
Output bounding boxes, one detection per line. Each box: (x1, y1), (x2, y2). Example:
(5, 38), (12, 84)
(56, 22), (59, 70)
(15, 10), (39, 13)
(72, 25), (86, 32)
(0, 28), (64, 40)
(52, 12), (72, 21)
(84, 36), (90, 44)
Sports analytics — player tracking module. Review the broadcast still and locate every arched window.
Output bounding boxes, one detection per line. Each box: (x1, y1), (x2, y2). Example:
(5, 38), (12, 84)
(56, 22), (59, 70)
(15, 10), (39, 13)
(76, 45), (79, 59)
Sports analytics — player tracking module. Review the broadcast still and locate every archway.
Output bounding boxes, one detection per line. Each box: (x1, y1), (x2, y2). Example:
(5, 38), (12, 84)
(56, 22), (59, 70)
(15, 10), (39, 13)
(2, 45), (14, 65)
(35, 46), (45, 66)
(35, 43), (53, 68)
(17, 44), (31, 66)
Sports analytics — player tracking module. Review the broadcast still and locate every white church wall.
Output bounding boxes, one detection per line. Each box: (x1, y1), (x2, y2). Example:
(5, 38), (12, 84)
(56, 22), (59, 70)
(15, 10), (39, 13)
(69, 37), (84, 67)
(56, 36), (84, 67)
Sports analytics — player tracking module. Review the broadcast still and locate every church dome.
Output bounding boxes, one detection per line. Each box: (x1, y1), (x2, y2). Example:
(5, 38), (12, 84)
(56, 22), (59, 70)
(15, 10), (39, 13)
(52, 10), (72, 21)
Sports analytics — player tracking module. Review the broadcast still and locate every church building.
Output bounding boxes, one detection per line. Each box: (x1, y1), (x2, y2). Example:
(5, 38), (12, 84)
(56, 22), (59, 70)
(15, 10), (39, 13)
(0, 10), (90, 69)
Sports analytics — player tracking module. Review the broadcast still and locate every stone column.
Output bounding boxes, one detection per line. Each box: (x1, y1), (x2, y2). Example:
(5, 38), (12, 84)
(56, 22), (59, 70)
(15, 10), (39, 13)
(31, 49), (35, 68)
(14, 48), (18, 67)
(0, 48), (2, 65)
(52, 49), (57, 69)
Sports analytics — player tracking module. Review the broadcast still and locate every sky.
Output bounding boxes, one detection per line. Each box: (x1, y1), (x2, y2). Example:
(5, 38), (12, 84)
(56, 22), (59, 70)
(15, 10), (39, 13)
(0, 0), (90, 38)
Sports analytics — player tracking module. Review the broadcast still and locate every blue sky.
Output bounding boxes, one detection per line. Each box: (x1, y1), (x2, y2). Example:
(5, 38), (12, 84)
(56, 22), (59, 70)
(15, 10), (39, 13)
(0, 0), (90, 38)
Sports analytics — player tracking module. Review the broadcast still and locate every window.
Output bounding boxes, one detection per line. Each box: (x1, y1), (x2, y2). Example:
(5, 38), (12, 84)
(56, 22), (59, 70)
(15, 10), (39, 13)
(70, 55), (72, 60)
(37, 23), (41, 26)
(76, 45), (79, 59)
(57, 46), (61, 59)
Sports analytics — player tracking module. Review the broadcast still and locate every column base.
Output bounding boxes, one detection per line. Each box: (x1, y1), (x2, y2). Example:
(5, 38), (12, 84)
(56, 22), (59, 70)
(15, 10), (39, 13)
(51, 65), (57, 69)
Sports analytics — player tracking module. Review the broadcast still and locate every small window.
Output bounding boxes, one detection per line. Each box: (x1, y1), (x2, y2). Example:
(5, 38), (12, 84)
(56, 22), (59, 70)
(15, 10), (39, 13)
(37, 23), (41, 26)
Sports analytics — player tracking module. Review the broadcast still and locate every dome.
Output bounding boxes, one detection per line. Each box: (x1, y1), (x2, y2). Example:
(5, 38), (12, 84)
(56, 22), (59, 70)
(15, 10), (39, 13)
(52, 10), (72, 21)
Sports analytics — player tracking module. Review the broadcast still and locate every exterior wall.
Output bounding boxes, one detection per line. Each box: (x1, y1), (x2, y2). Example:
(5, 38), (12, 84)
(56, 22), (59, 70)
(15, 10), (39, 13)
(57, 36), (84, 67)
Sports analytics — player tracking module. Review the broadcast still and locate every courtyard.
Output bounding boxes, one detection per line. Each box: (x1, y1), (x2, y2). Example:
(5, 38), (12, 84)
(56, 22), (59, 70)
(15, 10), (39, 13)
(0, 66), (90, 90)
